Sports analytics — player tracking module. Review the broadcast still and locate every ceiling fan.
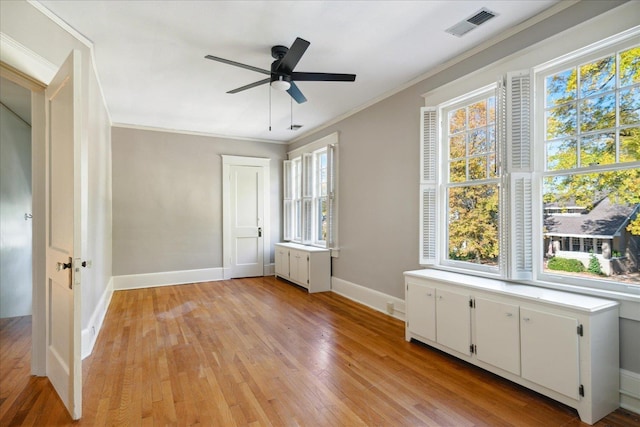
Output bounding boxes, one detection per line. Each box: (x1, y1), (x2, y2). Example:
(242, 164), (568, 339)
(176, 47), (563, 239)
(205, 37), (356, 104)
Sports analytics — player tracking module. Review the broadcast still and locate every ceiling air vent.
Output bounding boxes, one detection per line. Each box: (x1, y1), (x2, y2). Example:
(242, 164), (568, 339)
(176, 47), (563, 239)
(445, 8), (497, 37)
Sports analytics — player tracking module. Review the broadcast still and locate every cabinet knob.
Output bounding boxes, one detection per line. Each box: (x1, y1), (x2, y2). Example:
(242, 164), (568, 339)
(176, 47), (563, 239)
(427, 292), (432, 297)
(506, 312), (513, 317)
(523, 317), (530, 322)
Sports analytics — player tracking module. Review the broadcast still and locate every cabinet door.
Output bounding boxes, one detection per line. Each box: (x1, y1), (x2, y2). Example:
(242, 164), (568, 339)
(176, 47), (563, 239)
(436, 288), (471, 356)
(520, 307), (580, 399)
(275, 246), (289, 277)
(475, 297), (520, 375)
(290, 250), (309, 287)
(407, 282), (436, 342)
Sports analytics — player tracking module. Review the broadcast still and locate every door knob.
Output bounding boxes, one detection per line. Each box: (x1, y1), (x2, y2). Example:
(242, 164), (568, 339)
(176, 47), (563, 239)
(56, 261), (72, 271)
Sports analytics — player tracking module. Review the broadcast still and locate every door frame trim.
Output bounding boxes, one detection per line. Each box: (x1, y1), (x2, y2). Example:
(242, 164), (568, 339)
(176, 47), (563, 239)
(221, 155), (270, 280)
(1, 51), (49, 376)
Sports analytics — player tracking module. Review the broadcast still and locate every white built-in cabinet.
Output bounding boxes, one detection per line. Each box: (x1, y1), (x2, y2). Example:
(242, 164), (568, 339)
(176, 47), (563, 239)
(274, 243), (330, 293)
(404, 269), (619, 425)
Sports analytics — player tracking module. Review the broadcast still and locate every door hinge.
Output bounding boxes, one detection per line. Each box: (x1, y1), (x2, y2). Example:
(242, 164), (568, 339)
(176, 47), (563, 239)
(470, 344), (476, 354)
(469, 298), (475, 308)
(579, 385), (584, 397)
(577, 324), (583, 336)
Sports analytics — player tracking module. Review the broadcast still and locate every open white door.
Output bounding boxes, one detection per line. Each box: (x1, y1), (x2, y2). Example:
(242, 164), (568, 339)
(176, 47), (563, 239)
(222, 156), (270, 279)
(45, 50), (82, 420)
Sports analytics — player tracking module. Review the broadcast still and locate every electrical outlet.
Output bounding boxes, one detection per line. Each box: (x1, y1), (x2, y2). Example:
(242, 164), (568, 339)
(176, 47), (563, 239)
(386, 301), (394, 314)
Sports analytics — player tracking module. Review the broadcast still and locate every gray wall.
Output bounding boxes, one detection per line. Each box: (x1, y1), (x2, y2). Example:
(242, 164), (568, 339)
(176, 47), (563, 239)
(111, 127), (286, 276)
(291, 0), (640, 373)
(0, 101), (32, 318)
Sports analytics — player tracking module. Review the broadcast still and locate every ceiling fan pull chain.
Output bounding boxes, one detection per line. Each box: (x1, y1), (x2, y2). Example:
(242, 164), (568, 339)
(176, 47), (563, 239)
(269, 85), (272, 131)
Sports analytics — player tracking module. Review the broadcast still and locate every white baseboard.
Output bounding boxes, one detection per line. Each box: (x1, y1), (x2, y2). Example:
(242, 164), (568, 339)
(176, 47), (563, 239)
(621, 369), (640, 415)
(112, 267), (225, 291)
(81, 277), (114, 359)
(264, 263), (275, 276)
(331, 276), (406, 321)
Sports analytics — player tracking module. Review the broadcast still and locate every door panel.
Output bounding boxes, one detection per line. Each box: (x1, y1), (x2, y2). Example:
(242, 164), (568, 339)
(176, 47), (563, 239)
(521, 307), (580, 399)
(475, 297), (520, 375)
(45, 50), (82, 420)
(229, 165), (263, 278)
(436, 288), (471, 356)
(407, 282), (436, 342)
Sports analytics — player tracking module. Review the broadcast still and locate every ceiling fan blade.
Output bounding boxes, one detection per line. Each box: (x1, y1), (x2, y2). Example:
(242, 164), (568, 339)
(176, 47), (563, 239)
(276, 37), (310, 74)
(205, 55), (270, 75)
(291, 72), (356, 82)
(287, 81), (307, 104)
(227, 78), (271, 94)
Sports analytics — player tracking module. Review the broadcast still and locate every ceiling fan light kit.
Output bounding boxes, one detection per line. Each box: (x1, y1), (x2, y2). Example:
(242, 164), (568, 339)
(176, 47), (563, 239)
(271, 76), (291, 91)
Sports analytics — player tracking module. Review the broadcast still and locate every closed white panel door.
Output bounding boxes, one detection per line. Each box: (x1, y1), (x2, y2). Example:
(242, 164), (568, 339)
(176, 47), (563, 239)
(45, 50), (82, 420)
(229, 165), (263, 278)
(521, 307), (580, 399)
(475, 297), (520, 375)
(436, 288), (471, 356)
(407, 282), (436, 342)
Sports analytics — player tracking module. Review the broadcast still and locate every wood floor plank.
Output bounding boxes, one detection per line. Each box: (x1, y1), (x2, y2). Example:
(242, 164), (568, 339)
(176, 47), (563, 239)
(1, 276), (639, 426)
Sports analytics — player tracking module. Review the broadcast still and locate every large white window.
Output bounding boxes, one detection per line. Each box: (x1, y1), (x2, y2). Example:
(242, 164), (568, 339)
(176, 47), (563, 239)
(421, 33), (639, 294)
(442, 90), (500, 272)
(538, 41), (639, 290)
(283, 134), (338, 249)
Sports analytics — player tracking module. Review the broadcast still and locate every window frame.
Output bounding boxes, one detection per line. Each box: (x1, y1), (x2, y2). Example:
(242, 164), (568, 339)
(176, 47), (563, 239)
(533, 37), (640, 293)
(283, 133), (339, 251)
(438, 86), (501, 275)
(421, 31), (639, 296)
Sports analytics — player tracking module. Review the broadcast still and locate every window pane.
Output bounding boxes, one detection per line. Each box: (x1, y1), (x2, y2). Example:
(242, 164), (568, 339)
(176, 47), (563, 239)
(619, 47), (640, 88)
(450, 160), (466, 183)
(620, 86), (640, 126)
(449, 134), (465, 159)
(447, 184), (499, 265)
(487, 97), (496, 124)
(468, 101), (487, 129)
(543, 170), (640, 287)
(579, 55), (615, 97)
(468, 156), (487, 180)
(546, 104), (577, 139)
(580, 132), (615, 166)
(449, 108), (466, 134)
(546, 68), (576, 107)
(317, 198), (327, 242)
(546, 139), (577, 170)
(620, 127), (640, 162)
(579, 92), (616, 132)
(469, 129), (487, 155)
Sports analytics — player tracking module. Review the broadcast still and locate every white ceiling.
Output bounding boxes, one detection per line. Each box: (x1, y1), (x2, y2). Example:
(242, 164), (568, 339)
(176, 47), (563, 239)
(37, 0), (559, 143)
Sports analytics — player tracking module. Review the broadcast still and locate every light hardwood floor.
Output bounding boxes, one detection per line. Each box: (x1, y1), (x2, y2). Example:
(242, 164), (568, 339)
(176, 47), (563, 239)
(1, 276), (639, 426)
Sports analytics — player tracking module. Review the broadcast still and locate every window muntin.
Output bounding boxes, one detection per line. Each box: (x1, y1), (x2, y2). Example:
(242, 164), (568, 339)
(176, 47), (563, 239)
(540, 43), (640, 289)
(443, 92), (500, 270)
